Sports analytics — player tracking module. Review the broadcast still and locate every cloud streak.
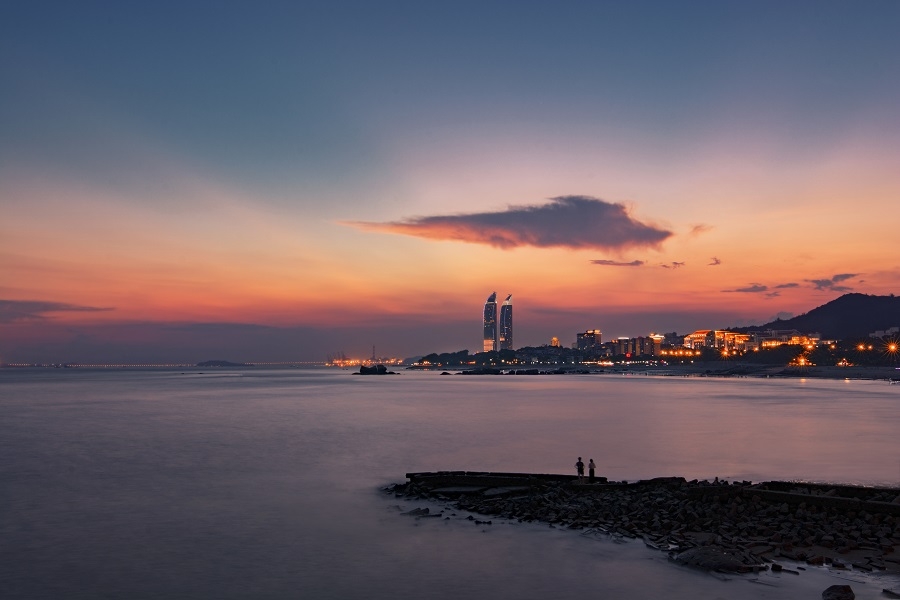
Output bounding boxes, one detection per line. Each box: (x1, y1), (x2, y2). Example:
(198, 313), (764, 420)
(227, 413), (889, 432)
(808, 273), (860, 292)
(590, 259), (645, 267)
(724, 275), (859, 295)
(0, 299), (113, 323)
(346, 196), (672, 251)
(725, 283), (769, 293)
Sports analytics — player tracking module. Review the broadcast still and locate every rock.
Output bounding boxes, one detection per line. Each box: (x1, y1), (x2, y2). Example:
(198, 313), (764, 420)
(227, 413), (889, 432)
(401, 507), (430, 517)
(673, 546), (753, 572)
(821, 584), (855, 600)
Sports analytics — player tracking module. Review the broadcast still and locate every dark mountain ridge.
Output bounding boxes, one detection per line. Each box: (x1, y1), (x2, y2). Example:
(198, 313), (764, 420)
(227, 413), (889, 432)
(731, 293), (899, 340)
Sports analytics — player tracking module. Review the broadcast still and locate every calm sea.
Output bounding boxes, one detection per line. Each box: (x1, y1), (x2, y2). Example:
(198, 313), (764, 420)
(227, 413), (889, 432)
(2, 368), (898, 599)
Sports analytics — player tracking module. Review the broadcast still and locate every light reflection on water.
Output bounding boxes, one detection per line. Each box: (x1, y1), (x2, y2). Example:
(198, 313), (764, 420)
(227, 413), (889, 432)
(1, 368), (898, 599)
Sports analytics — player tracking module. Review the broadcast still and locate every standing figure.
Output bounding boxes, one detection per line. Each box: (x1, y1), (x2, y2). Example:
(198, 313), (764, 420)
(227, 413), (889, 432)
(588, 458), (596, 483)
(575, 457), (585, 483)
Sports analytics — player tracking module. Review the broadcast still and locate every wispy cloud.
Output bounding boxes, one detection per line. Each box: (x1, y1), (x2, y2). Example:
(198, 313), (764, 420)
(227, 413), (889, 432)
(590, 259), (645, 267)
(0, 299), (113, 323)
(808, 273), (860, 292)
(708, 257), (721, 266)
(660, 261), (685, 269)
(725, 283), (769, 293)
(689, 224), (713, 237)
(724, 275), (858, 295)
(345, 196), (672, 250)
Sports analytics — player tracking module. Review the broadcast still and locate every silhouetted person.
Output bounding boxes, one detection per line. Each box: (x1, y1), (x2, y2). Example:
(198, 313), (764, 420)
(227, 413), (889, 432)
(575, 457), (584, 483)
(588, 458), (596, 483)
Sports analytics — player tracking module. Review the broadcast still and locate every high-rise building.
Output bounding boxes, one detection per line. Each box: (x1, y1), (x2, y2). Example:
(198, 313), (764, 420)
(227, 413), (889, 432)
(483, 292), (498, 352)
(499, 294), (513, 350)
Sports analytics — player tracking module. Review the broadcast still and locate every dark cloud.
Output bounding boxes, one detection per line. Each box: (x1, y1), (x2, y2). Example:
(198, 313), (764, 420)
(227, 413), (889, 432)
(660, 261), (685, 269)
(775, 282), (799, 289)
(808, 273), (860, 291)
(345, 195), (672, 250)
(765, 292), (781, 298)
(590, 259), (645, 267)
(0, 299), (112, 323)
(708, 257), (721, 266)
(725, 284), (769, 293)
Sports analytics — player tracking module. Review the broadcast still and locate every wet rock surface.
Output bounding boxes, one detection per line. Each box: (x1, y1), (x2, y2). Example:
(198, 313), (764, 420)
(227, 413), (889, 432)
(385, 472), (900, 575)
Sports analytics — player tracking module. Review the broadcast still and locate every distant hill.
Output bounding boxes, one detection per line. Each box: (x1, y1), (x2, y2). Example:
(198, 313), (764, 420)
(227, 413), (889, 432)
(736, 293), (900, 340)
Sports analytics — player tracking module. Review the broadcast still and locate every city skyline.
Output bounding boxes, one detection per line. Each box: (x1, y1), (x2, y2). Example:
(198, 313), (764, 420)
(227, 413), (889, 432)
(2, 2), (900, 364)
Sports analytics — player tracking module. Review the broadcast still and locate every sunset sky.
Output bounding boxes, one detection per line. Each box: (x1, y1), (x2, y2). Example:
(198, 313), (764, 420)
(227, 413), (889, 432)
(2, 1), (899, 363)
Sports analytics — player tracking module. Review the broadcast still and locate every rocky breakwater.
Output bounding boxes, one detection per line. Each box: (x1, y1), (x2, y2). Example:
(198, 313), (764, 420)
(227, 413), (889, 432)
(385, 472), (900, 576)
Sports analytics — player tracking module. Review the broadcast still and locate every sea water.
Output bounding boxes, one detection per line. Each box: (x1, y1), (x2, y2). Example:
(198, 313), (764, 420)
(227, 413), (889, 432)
(1, 368), (899, 599)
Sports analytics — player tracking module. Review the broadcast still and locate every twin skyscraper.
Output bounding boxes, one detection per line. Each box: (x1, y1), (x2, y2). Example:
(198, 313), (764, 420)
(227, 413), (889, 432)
(483, 292), (513, 352)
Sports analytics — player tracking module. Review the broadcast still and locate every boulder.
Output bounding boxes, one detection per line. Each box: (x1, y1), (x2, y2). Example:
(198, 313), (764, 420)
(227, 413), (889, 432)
(673, 546), (751, 572)
(821, 584), (855, 600)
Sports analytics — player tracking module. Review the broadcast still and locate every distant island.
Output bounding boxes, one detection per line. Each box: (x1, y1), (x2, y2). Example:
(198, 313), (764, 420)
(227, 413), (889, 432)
(195, 360), (250, 367)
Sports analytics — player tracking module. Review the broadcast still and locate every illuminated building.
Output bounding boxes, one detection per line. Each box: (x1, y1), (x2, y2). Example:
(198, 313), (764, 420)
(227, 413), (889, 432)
(755, 330), (820, 349)
(683, 330), (712, 349)
(576, 330), (602, 350)
(483, 292), (498, 352)
(632, 336), (660, 356)
(685, 328), (817, 351)
(683, 330), (751, 351)
(499, 294), (513, 351)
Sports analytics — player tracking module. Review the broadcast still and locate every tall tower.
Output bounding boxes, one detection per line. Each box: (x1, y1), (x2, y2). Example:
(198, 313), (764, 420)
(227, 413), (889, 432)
(499, 294), (513, 350)
(483, 292), (498, 352)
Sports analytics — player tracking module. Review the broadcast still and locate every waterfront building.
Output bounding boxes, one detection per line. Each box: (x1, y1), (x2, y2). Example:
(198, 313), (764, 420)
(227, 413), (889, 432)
(483, 292), (498, 352)
(754, 329), (819, 350)
(683, 330), (712, 349)
(499, 295), (513, 351)
(685, 329), (812, 352)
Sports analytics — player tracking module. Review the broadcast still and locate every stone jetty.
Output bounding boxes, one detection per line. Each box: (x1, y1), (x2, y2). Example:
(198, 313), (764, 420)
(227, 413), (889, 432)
(385, 472), (900, 575)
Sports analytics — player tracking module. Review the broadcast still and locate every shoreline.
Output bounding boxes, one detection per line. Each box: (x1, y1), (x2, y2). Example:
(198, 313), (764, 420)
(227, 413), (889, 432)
(411, 363), (900, 382)
(387, 472), (900, 580)
(621, 363), (900, 381)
